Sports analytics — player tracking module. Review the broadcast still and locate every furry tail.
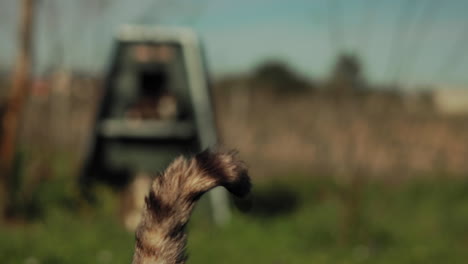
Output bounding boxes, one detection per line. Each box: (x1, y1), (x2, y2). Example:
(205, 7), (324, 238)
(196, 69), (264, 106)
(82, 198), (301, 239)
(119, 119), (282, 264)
(132, 150), (251, 264)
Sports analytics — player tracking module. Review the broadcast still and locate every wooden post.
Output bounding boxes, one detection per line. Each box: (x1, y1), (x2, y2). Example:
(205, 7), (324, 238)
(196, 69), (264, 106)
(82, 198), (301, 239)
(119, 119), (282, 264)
(0, 0), (35, 219)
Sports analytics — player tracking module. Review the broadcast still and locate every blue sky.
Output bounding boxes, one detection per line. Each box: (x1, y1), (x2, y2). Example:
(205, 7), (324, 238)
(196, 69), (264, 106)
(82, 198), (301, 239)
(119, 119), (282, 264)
(1, 0), (468, 87)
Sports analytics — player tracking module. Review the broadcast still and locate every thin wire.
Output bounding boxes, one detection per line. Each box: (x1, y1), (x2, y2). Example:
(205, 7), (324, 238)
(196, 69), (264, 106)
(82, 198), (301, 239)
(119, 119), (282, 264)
(383, 0), (419, 84)
(437, 23), (468, 81)
(356, 0), (380, 56)
(395, 0), (441, 84)
(326, 0), (345, 55)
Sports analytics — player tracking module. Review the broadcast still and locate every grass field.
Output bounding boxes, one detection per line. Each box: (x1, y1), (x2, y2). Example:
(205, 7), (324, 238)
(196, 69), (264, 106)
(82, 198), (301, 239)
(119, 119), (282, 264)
(2, 175), (468, 264)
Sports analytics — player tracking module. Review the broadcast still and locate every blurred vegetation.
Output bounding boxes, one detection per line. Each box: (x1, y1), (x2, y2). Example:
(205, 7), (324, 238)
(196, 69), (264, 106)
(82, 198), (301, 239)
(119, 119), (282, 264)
(250, 60), (314, 94)
(0, 41), (466, 263)
(325, 53), (367, 93)
(2, 172), (468, 264)
(1, 1), (468, 262)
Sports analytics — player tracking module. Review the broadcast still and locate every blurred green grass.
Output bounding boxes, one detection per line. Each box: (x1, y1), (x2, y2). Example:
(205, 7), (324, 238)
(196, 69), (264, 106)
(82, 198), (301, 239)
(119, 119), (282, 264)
(2, 176), (468, 264)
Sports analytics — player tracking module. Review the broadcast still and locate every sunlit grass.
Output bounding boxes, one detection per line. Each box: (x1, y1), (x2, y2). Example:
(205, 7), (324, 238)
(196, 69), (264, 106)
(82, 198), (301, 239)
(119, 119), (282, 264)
(2, 176), (468, 263)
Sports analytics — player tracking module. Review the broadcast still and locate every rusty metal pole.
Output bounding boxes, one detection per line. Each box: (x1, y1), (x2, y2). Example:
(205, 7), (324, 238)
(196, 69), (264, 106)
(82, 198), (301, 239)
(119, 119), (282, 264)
(0, 0), (35, 219)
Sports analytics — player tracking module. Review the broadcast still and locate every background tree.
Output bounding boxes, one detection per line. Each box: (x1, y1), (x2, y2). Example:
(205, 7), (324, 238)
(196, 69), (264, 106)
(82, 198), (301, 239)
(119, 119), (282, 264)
(327, 53), (366, 92)
(0, 0), (36, 220)
(251, 60), (314, 94)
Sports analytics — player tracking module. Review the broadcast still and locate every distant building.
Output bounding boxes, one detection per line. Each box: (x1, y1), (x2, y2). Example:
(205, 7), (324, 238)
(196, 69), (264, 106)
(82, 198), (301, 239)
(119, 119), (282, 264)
(432, 85), (468, 114)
